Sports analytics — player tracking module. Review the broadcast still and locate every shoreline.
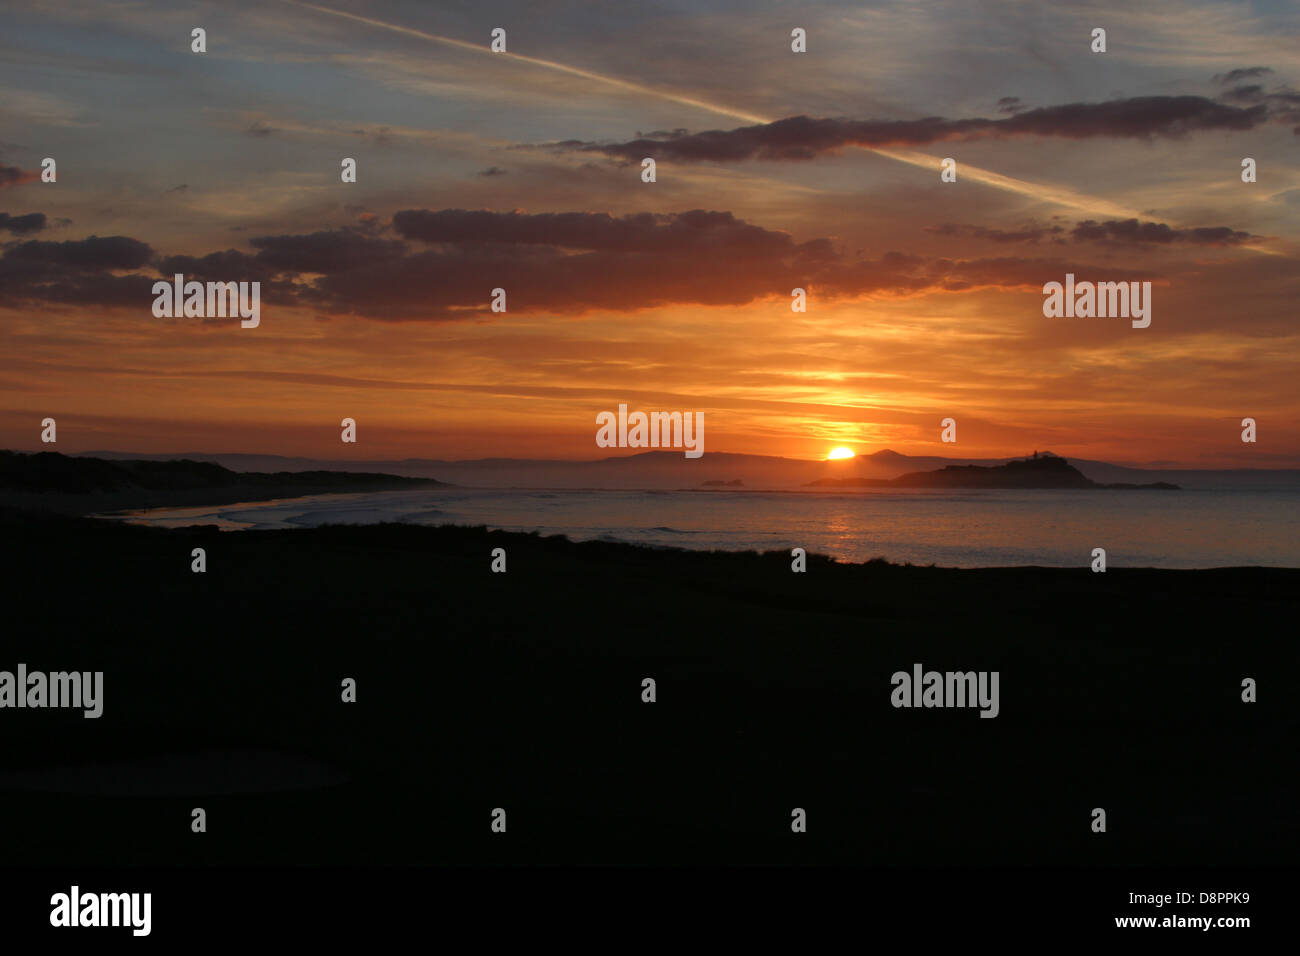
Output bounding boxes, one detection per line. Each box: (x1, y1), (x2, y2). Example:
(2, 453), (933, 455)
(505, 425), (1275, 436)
(0, 479), (442, 518)
(73, 489), (1300, 571)
(5, 503), (1298, 572)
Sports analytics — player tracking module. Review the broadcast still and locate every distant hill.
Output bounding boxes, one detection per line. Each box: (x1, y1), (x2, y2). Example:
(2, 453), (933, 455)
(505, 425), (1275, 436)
(55, 447), (1300, 491)
(808, 454), (1180, 490)
(0, 450), (448, 515)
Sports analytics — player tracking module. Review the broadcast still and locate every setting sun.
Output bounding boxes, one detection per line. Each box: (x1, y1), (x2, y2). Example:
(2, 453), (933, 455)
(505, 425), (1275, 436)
(827, 447), (856, 460)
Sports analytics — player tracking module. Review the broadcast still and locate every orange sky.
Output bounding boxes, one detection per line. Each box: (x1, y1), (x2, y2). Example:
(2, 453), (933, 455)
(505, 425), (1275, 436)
(2, 0), (1298, 467)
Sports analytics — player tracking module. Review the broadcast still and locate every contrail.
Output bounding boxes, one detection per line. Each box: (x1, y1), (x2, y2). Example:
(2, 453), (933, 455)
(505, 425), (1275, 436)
(871, 147), (1145, 219)
(281, 0), (766, 124)
(279, 0), (1260, 237)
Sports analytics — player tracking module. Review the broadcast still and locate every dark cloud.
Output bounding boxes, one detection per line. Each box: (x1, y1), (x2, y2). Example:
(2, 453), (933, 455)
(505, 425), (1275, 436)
(928, 222), (1065, 243)
(163, 184), (189, 194)
(5, 269), (162, 307)
(392, 208), (819, 259)
(5, 235), (153, 269)
(249, 229), (407, 274)
(996, 97), (1027, 115)
(158, 229), (404, 281)
(1214, 67), (1273, 84)
(303, 211), (1154, 318)
(1, 210), (1095, 318)
(301, 209), (831, 318)
(0, 164), (38, 187)
(932, 219), (1260, 247)
(0, 210), (1270, 322)
(245, 121), (275, 137)
(1220, 84), (1267, 104)
(1214, 82), (1300, 129)
(557, 97), (1272, 163)
(153, 249), (303, 305)
(477, 166), (508, 177)
(0, 235), (158, 308)
(1071, 219), (1259, 246)
(157, 248), (275, 282)
(0, 211), (47, 235)
(327, 248), (1044, 317)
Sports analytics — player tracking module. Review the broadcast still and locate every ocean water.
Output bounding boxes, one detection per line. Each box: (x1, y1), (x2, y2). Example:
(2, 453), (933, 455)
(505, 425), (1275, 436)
(113, 487), (1300, 569)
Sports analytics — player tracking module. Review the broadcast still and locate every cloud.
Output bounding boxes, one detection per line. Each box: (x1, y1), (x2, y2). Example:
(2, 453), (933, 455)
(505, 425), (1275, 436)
(0, 164), (38, 187)
(478, 166), (508, 177)
(245, 121), (275, 137)
(304, 241), (1066, 319)
(248, 229), (407, 274)
(1219, 84), (1268, 104)
(1214, 82), (1300, 130)
(309, 208), (833, 317)
(0, 212), (47, 235)
(554, 96), (1274, 163)
(0, 210), (1043, 317)
(1071, 219), (1260, 246)
(2, 210), (1279, 323)
(0, 267), (153, 309)
(928, 222), (1065, 244)
(265, 210), (1162, 319)
(157, 228), (404, 282)
(0, 235), (158, 308)
(5, 235), (153, 269)
(931, 219), (1261, 247)
(156, 248), (276, 282)
(1214, 67), (1273, 84)
(391, 208), (822, 258)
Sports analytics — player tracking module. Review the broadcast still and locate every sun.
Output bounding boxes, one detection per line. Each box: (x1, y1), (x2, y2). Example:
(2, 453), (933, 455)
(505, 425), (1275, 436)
(827, 447), (856, 460)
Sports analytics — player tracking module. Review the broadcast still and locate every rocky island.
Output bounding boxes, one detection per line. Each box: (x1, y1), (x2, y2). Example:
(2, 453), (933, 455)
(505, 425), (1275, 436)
(807, 452), (1180, 490)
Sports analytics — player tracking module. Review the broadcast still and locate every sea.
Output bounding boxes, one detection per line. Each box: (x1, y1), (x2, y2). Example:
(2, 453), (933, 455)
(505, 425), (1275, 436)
(112, 486), (1300, 569)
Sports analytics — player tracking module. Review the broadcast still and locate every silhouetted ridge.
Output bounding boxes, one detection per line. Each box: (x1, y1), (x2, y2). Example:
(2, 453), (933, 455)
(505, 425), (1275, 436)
(0, 450), (448, 495)
(900, 454), (1094, 488)
(808, 454), (1179, 490)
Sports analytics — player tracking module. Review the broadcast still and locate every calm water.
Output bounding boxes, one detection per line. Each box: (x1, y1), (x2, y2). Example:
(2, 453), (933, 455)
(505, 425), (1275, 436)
(113, 487), (1300, 568)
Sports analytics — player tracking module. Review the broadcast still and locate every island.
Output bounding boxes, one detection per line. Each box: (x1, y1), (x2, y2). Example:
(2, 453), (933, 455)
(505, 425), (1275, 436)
(807, 452), (1179, 490)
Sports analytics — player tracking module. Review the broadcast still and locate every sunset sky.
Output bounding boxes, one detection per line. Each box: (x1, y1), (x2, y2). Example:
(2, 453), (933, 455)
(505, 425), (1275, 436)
(2, 0), (1298, 466)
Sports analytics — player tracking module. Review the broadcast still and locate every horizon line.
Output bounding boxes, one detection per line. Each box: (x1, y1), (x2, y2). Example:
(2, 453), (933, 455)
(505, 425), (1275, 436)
(6, 447), (1300, 473)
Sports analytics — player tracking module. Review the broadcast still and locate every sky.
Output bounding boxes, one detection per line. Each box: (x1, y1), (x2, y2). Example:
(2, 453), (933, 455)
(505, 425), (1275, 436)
(1, 0), (1298, 466)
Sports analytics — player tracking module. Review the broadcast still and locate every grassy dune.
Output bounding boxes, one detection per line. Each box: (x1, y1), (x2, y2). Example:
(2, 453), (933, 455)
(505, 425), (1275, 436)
(0, 509), (1294, 865)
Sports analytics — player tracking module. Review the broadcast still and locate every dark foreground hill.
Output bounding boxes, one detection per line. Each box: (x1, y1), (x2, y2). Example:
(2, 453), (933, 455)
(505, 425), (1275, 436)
(809, 454), (1180, 490)
(0, 450), (447, 514)
(0, 510), (1291, 866)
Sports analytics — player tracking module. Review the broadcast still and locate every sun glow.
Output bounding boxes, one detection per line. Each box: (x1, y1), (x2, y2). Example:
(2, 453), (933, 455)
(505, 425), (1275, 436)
(827, 447), (856, 460)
